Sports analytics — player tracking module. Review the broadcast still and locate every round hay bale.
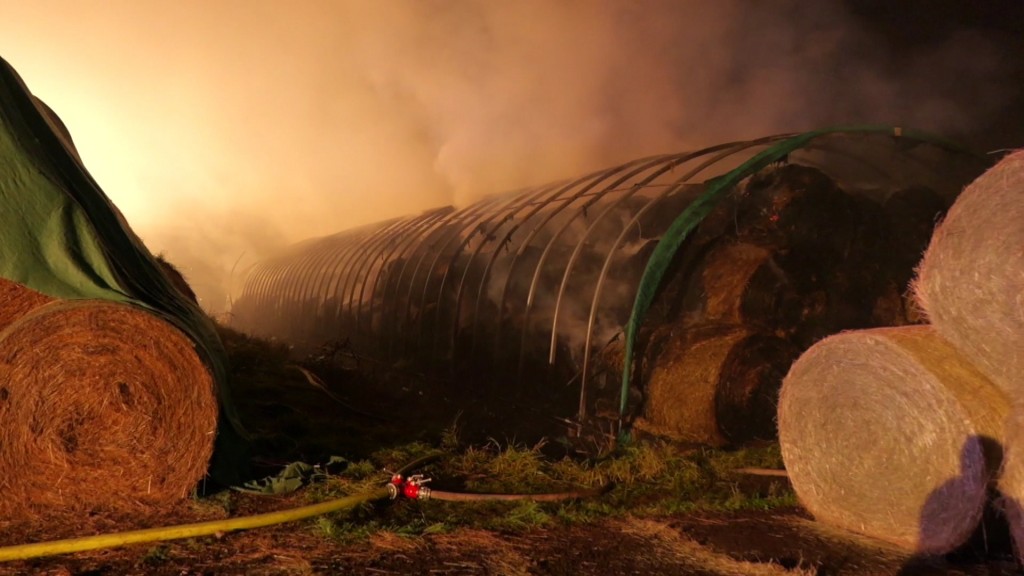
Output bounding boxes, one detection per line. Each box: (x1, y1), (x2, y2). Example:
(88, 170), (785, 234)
(0, 278), (54, 332)
(735, 164), (862, 264)
(914, 150), (1024, 396)
(778, 325), (1008, 554)
(997, 409), (1024, 564)
(678, 242), (814, 335)
(637, 324), (798, 447)
(0, 299), (218, 520)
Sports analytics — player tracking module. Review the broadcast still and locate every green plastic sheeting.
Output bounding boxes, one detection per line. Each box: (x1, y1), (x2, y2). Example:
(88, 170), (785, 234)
(0, 56), (247, 486)
(618, 126), (982, 420)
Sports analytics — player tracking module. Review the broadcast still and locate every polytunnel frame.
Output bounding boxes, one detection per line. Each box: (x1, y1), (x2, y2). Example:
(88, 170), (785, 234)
(389, 198), (502, 358)
(339, 211), (445, 342)
(377, 204), (481, 360)
(466, 167), (622, 354)
(575, 133), (792, 419)
(354, 207), (456, 341)
(443, 180), (569, 361)
(544, 136), (782, 371)
(288, 232), (380, 336)
(427, 182), (565, 361)
(616, 125), (987, 425)
(319, 218), (408, 312)
(485, 155), (672, 357)
(299, 234), (376, 341)
(513, 154), (682, 378)
(293, 228), (380, 342)
(396, 193), (511, 358)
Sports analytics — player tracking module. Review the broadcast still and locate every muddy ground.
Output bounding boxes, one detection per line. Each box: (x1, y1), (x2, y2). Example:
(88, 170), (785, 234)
(0, 337), (1020, 576)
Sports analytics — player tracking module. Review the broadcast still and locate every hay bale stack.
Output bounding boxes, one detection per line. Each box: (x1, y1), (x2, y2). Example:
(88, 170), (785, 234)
(678, 242), (818, 336)
(915, 150), (1024, 396)
(0, 299), (218, 520)
(778, 325), (1008, 554)
(637, 324), (798, 446)
(0, 278), (54, 331)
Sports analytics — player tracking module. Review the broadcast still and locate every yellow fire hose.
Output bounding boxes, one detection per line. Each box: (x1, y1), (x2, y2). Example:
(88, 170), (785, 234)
(0, 453), (443, 563)
(0, 485), (392, 562)
(0, 453), (609, 563)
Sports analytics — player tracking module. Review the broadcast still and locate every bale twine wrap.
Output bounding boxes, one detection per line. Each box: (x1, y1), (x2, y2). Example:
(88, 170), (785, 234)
(778, 325), (1008, 554)
(0, 278), (54, 332)
(637, 324), (798, 446)
(915, 150), (1024, 396)
(0, 299), (218, 520)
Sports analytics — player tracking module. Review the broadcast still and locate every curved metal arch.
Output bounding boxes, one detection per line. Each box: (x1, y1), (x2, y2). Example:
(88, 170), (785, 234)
(296, 226), (390, 340)
(376, 207), (465, 359)
(238, 260), (275, 302)
(444, 181), (566, 360)
(514, 155), (686, 376)
(573, 136), (785, 417)
(313, 221), (402, 334)
(547, 136), (788, 366)
(396, 193), (509, 358)
(334, 213), (428, 342)
(489, 156), (669, 356)
(512, 154), (688, 375)
(466, 173), (607, 353)
(248, 258), (294, 313)
(418, 188), (535, 359)
(546, 168), (683, 364)
(284, 236), (358, 335)
(355, 207), (455, 345)
(269, 235), (345, 316)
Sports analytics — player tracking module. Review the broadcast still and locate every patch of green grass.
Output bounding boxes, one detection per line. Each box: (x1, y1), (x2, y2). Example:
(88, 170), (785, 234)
(293, 435), (795, 544)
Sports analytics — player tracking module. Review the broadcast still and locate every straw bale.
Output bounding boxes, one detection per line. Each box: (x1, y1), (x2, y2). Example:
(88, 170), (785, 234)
(0, 299), (218, 521)
(637, 324), (797, 447)
(914, 150), (1024, 396)
(778, 325), (1008, 554)
(997, 409), (1024, 564)
(679, 242), (812, 334)
(0, 278), (54, 332)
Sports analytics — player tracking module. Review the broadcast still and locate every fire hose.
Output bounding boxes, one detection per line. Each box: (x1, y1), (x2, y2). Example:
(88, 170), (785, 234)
(0, 454), (611, 562)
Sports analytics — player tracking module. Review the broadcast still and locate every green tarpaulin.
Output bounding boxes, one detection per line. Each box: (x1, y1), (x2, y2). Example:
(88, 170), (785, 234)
(0, 55), (246, 486)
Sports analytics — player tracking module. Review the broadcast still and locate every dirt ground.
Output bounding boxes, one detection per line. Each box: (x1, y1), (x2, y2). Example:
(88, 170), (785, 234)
(0, 505), (1019, 576)
(0, 340), (1020, 576)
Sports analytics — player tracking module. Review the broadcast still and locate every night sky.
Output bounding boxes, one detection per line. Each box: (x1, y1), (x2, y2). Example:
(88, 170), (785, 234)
(843, 0), (1024, 151)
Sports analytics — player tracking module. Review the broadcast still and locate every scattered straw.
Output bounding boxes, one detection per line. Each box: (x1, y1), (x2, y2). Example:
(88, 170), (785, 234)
(914, 150), (1024, 396)
(0, 299), (218, 522)
(778, 325), (1008, 555)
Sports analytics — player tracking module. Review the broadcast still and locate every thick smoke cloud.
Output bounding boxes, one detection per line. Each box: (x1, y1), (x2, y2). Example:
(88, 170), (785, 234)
(0, 0), (1018, 312)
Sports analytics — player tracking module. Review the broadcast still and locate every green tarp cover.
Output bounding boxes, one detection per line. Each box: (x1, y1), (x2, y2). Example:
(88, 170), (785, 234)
(0, 55), (246, 486)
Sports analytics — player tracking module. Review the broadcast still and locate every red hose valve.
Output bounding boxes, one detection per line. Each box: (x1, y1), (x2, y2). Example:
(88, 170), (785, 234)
(402, 474), (432, 500)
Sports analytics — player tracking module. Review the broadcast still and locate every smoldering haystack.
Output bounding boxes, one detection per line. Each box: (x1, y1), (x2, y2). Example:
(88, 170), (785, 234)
(0, 291), (218, 521)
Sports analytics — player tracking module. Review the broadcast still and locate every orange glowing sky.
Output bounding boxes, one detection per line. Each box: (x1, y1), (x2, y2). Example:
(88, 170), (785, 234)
(1, 1), (1020, 311)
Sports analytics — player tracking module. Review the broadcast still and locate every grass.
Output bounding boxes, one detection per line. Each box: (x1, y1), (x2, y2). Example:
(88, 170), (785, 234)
(214, 325), (799, 549)
(232, 432), (798, 544)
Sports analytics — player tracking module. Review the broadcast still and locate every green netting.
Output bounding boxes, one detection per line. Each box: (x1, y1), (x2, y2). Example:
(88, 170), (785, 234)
(0, 56), (247, 486)
(618, 126), (983, 419)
